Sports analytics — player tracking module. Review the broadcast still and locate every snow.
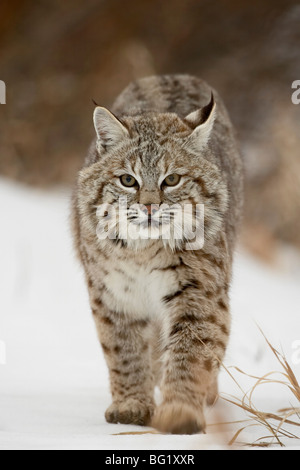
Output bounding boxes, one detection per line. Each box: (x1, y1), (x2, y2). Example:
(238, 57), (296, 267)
(0, 177), (299, 450)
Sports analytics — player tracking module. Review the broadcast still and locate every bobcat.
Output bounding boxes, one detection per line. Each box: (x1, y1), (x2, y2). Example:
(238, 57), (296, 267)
(71, 74), (243, 434)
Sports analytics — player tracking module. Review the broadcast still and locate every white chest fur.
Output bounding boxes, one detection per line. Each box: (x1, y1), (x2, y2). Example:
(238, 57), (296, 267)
(102, 257), (179, 319)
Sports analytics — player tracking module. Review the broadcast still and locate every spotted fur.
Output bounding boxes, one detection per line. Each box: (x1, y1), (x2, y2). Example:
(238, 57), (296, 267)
(71, 74), (243, 434)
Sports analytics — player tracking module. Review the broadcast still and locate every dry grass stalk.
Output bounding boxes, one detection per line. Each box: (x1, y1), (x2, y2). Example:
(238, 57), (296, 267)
(220, 329), (300, 447)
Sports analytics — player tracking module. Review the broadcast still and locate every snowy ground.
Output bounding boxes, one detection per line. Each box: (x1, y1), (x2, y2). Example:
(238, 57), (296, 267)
(0, 177), (299, 450)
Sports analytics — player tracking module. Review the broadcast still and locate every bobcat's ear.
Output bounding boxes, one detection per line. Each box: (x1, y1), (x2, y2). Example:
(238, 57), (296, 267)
(93, 106), (129, 150)
(184, 93), (216, 150)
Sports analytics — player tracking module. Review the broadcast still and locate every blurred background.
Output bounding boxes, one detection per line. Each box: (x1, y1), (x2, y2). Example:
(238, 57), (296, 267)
(0, 0), (300, 256)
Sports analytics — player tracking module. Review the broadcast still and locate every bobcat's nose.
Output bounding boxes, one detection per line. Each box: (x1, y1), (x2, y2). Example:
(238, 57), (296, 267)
(142, 204), (160, 217)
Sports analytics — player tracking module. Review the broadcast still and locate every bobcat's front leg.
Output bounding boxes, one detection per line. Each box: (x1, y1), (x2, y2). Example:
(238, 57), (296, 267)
(152, 280), (230, 434)
(91, 297), (155, 426)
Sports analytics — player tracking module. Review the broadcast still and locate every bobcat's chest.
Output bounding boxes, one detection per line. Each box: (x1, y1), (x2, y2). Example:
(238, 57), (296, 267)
(102, 257), (178, 319)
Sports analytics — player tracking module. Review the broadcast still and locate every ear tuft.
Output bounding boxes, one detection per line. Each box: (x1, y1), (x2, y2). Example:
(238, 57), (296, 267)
(184, 93), (216, 150)
(93, 107), (129, 150)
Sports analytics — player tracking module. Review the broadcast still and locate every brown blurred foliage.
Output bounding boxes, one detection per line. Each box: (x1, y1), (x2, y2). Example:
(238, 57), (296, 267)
(0, 0), (300, 250)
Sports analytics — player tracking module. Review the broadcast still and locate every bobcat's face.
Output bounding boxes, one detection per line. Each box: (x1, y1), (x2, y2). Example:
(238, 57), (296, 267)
(78, 100), (228, 250)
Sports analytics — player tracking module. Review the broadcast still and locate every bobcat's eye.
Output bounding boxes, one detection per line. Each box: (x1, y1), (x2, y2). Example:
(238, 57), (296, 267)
(162, 174), (181, 187)
(120, 174), (138, 188)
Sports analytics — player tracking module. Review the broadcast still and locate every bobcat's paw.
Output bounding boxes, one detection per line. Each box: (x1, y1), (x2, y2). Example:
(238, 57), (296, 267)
(151, 402), (206, 434)
(105, 398), (155, 426)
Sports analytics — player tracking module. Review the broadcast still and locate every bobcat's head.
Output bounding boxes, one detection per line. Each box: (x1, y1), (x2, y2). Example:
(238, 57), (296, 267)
(78, 95), (228, 251)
